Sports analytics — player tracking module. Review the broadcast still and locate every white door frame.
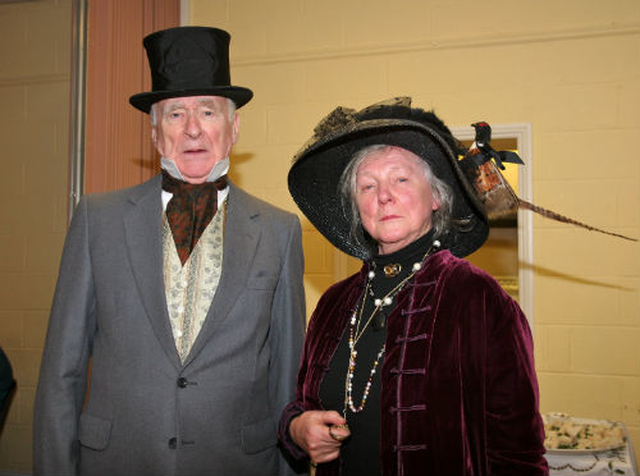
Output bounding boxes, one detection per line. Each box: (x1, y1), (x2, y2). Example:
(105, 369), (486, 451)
(451, 123), (534, 325)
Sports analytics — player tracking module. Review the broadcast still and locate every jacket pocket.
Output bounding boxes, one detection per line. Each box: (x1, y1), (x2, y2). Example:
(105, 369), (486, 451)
(78, 413), (112, 451)
(241, 417), (277, 454)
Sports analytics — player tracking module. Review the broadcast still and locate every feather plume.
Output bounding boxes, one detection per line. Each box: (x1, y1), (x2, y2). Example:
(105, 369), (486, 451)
(459, 148), (638, 243)
(516, 198), (637, 242)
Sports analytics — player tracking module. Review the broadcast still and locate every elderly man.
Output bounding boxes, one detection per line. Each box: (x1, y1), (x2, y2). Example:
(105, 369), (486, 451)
(34, 26), (306, 476)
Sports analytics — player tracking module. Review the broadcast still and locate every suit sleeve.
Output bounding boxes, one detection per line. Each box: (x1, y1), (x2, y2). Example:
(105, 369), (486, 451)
(269, 214), (307, 476)
(33, 197), (97, 476)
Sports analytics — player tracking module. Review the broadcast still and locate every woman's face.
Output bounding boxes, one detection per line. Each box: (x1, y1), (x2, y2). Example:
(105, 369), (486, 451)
(355, 146), (439, 255)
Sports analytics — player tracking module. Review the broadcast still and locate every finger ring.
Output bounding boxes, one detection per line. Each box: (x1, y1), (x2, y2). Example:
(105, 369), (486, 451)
(328, 424), (349, 442)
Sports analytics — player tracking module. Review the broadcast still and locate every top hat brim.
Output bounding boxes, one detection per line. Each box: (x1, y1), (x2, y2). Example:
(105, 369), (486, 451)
(129, 86), (253, 114)
(288, 114), (489, 260)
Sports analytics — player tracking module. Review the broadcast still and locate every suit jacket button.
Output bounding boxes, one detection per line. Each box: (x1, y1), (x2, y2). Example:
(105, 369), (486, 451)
(168, 437), (177, 449)
(177, 377), (188, 388)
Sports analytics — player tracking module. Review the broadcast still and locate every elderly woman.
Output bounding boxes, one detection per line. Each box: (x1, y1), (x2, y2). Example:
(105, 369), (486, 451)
(278, 98), (548, 476)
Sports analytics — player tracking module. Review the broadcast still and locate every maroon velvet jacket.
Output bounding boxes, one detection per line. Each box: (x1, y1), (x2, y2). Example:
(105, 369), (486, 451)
(279, 250), (548, 476)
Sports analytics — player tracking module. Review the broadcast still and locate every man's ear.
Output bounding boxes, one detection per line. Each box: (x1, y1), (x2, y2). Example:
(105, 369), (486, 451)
(231, 113), (240, 144)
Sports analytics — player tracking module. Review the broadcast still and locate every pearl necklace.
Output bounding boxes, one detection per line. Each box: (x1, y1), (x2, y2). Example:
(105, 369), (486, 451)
(343, 240), (440, 416)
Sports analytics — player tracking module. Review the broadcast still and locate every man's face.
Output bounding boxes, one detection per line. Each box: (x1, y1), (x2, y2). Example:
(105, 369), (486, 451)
(152, 95), (239, 184)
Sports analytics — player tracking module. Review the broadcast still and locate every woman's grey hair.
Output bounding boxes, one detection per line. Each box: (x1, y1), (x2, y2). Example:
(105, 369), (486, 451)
(339, 144), (453, 252)
(150, 97), (237, 127)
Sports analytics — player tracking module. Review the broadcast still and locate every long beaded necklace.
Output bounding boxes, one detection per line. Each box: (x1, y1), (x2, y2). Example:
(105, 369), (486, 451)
(343, 240), (440, 417)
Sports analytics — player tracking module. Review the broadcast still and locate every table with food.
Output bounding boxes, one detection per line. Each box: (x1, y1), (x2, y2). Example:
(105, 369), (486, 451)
(544, 413), (638, 475)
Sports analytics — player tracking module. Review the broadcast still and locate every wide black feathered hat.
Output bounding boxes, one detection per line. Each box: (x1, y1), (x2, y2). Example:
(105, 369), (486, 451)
(288, 97), (489, 260)
(129, 26), (253, 113)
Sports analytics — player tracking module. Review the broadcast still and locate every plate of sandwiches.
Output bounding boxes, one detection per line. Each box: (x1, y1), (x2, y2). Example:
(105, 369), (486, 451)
(543, 413), (628, 454)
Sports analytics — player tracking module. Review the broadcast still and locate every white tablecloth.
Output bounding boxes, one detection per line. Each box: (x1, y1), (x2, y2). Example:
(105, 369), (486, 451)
(547, 441), (638, 475)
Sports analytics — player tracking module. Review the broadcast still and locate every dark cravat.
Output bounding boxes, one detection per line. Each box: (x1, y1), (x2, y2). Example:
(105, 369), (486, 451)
(161, 169), (227, 265)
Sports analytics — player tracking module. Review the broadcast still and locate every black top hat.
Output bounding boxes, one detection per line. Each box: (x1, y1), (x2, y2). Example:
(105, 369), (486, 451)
(288, 97), (489, 259)
(129, 26), (253, 113)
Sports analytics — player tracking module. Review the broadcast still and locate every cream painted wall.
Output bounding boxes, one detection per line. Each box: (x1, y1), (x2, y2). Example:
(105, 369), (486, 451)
(0, 0), (72, 473)
(188, 0), (640, 462)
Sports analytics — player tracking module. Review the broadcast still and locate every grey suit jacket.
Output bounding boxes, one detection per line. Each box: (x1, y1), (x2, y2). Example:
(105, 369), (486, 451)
(33, 175), (306, 476)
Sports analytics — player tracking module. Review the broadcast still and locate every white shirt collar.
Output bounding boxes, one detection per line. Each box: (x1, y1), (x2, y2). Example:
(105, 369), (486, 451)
(160, 156), (230, 182)
(160, 157), (230, 211)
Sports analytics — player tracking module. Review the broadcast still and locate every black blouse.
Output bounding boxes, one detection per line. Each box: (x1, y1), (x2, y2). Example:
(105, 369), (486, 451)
(319, 230), (436, 475)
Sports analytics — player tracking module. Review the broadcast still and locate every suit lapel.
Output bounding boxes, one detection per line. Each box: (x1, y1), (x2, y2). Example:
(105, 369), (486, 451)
(183, 183), (261, 367)
(123, 175), (182, 370)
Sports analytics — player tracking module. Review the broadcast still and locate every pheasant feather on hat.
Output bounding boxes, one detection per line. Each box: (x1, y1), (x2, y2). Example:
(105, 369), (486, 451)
(458, 122), (637, 242)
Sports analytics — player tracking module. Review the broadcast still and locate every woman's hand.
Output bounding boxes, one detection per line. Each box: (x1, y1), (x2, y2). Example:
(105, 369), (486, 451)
(289, 410), (351, 464)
